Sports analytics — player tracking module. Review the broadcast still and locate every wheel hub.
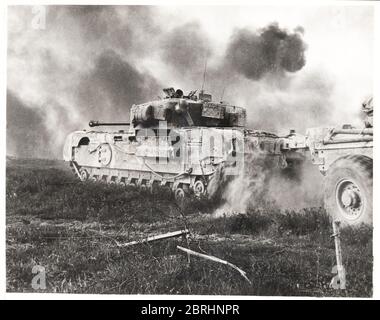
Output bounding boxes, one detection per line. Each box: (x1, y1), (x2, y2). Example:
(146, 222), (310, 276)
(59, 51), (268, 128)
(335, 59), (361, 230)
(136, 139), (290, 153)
(336, 180), (363, 220)
(193, 181), (205, 196)
(79, 169), (89, 181)
(341, 189), (360, 207)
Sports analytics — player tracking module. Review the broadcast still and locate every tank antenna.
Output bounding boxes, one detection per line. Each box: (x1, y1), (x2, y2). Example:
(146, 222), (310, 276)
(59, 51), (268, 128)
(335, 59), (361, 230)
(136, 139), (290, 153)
(220, 85), (226, 103)
(201, 55), (208, 93)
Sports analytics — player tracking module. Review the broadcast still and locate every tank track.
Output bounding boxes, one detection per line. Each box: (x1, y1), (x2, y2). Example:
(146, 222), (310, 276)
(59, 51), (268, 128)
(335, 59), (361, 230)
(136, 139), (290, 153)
(70, 161), (209, 198)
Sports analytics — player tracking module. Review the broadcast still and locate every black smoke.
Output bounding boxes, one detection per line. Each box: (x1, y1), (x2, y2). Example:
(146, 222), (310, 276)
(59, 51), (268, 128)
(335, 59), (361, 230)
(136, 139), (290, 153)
(6, 91), (52, 158)
(7, 6), (162, 159)
(77, 50), (161, 121)
(160, 22), (212, 75)
(55, 5), (161, 58)
(225, 23), (307, 80)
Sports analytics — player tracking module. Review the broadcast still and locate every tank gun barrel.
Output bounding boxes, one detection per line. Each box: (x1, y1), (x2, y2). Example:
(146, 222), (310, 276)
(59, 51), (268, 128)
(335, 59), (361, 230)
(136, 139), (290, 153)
(332, 128), (373, 135)
(89, 120), (130, 127)
(323, 136), (373, 144)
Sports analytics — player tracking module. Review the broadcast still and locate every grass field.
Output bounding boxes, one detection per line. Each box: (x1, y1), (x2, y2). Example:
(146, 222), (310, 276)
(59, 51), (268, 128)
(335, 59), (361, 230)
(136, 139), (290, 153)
(6, 157), (373, 296)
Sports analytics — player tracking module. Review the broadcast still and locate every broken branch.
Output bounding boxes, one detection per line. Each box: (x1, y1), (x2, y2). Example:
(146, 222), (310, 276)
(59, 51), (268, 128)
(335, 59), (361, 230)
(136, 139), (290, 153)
(115, 229), (189, 247)
(177, 245), (252, 285)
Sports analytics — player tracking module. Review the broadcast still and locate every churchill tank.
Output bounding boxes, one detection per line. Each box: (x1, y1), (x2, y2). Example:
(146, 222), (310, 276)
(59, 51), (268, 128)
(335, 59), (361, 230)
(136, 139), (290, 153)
(63, 88), (287, 198)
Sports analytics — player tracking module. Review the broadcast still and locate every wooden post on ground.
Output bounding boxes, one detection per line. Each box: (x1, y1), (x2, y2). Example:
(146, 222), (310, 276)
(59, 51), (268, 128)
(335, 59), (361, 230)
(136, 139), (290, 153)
(330, 220), (346, 289)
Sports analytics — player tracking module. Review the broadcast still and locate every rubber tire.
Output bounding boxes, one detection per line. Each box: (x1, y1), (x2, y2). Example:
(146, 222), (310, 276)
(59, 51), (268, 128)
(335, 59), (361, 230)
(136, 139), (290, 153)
(193, 180), (206, 197)
(324, 155), (372, 227)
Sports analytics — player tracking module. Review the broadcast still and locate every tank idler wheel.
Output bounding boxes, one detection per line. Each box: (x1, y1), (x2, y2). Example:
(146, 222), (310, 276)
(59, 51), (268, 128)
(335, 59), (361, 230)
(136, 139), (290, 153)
(193, 180), (206, 197)
(79, 168), (89, 181)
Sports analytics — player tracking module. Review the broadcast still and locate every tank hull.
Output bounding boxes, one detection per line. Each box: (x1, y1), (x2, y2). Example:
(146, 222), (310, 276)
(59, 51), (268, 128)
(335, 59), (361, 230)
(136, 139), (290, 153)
(64, 126), (284, 196)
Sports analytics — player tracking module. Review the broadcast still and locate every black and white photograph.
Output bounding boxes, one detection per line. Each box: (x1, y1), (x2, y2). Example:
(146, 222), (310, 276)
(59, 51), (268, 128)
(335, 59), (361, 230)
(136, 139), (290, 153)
(3, 1), (376, 299)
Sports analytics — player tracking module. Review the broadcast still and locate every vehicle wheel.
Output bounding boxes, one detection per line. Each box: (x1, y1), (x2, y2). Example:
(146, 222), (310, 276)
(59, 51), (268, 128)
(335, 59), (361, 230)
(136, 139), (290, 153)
(174, 187), (186, 200)
(118, 180), (127, 187)
(193, 180), (206, 197)
(79, 168), (89, 181)
(324, 156), (372, 227)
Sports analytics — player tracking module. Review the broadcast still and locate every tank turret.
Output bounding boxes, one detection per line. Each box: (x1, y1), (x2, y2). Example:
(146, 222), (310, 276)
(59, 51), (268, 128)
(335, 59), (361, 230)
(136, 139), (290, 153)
(129, 88), (246, 132)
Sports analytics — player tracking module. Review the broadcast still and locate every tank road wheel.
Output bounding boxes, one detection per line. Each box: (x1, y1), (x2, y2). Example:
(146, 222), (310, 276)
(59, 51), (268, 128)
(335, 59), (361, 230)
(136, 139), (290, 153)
(174, 187), (186, 200)
(151, 181), (161, 192)
(79, 168), (89, 181)
(128, 180), (137, 187)
(118, 180), (127, 187)
(324, 156), (372, 227)
(139, 181), (148, 190)
(193, 180), (206, 197)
